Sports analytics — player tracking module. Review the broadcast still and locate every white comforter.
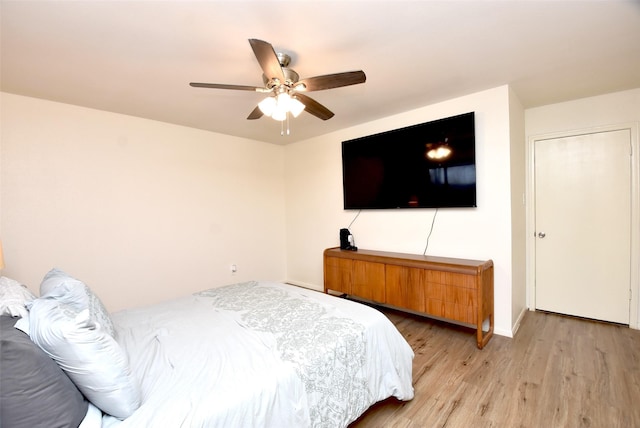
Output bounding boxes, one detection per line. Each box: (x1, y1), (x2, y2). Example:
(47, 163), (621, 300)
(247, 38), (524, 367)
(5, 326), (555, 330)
(102, 281), (414, 428)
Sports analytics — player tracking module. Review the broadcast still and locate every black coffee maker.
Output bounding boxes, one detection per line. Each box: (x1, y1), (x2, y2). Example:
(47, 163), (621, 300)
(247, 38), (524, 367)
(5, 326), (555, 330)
(339, 228), (357, 251)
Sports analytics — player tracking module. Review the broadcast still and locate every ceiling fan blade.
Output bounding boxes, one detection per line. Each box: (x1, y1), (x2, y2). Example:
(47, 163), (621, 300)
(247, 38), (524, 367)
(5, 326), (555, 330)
(296, 70), (366, 92)
(249, 39), (286, 83)
(247, 105), (264, 120)
(294, 93), (334, 120)
(190, 82), (265, 92)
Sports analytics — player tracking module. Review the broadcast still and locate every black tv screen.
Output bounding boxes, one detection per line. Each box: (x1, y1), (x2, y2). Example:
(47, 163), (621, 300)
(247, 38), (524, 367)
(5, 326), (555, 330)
(342, 112), (476, 209)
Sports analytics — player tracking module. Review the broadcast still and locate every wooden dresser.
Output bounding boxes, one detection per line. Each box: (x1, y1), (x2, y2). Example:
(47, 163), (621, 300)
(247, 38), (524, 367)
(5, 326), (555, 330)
(323, 247), (494, 348)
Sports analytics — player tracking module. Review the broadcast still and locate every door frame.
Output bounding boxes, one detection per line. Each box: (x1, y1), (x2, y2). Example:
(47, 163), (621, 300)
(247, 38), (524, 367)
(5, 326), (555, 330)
(526, 122), (640, 328)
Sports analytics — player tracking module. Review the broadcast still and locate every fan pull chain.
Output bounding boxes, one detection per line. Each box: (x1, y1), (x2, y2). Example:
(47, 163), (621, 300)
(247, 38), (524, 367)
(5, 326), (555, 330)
(280, 112), (291, 136)
(287, 112), (291, 135)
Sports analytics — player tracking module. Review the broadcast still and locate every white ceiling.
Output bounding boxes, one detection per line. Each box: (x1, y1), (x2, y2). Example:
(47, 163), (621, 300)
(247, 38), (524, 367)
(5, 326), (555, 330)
(2, 1), (639, 145)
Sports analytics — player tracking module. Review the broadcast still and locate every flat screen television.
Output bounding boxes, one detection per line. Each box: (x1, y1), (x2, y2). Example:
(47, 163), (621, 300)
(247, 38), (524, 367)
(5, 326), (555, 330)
(342, 112), (476, 209)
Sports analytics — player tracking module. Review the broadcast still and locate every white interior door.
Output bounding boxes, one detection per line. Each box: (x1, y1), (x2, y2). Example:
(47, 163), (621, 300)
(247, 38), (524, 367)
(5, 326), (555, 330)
(534, 129), (631, 324)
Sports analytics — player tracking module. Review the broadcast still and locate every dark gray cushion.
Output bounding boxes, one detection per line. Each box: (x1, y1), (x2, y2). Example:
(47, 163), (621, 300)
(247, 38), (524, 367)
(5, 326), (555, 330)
(0, 315), (89, 428)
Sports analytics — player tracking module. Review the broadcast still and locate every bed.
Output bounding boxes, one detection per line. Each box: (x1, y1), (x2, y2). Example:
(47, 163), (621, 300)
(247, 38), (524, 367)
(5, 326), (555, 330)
(1, 271), (414, 428)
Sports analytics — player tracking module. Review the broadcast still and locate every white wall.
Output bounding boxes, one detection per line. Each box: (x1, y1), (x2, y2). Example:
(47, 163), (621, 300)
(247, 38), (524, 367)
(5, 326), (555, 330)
(0, 92), (287, 312)
(285, 85), (517, 337)
(526, 88), (640, 136)
(509, 88), (527, 333)
(525, 88), (640, 328)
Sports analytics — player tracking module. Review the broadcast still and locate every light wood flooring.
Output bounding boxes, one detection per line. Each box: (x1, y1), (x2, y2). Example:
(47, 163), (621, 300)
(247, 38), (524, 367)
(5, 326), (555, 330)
(350, 306), (640, 428)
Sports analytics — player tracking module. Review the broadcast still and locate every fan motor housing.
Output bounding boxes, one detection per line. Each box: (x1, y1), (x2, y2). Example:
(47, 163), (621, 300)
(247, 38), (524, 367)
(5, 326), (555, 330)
(263, 68), (299, 87)
(262, 52), (299, 88)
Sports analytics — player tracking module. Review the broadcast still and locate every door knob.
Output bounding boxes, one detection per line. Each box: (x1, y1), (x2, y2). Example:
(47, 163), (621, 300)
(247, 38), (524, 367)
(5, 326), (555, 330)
(538, 232), (546, 238)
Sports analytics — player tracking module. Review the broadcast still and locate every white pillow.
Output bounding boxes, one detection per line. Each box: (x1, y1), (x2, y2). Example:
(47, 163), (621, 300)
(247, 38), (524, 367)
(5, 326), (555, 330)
(40, 268), (115, 337)
(0, 276), (36, 318)
(28, 297), (141, 419)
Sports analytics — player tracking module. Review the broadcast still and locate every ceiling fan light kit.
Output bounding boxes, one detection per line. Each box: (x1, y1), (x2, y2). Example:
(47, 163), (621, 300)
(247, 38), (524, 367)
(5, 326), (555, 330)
(190, 38), (366, 135)
(258, 90), (305, 121)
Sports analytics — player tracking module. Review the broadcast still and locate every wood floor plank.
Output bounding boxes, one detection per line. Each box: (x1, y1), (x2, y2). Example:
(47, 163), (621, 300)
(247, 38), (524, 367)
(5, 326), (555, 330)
(350, 307), (640, 428)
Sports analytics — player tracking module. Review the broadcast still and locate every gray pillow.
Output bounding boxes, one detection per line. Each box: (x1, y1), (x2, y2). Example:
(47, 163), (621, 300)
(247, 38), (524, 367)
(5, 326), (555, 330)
(0, 315), (89, 428)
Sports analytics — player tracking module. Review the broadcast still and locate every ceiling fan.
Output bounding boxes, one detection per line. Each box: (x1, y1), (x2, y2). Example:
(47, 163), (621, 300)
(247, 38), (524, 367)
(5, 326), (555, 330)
(190, 39), (366, 122)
